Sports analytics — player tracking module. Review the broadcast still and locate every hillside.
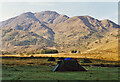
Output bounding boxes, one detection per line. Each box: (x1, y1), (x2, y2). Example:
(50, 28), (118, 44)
(2, 28), (55, 53)
(53, 16), (119, 52)
(1, 11), (119, 54)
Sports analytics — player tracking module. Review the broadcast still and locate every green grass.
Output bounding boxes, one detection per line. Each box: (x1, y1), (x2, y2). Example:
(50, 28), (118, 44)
(2, 58), (119, 80)
(2, 65), (119, 80)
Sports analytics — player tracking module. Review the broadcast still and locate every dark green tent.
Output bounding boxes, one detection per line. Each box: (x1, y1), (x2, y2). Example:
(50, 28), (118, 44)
(48, 57), (56, 61)
(52, 60), (87, 72)
(58, 57), (64, 61)
(83, 58), (92, 63)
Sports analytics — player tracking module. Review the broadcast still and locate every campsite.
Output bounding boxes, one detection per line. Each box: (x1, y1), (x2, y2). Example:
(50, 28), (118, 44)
(1, 2), (120, 81)
(2, 56), (120, 80)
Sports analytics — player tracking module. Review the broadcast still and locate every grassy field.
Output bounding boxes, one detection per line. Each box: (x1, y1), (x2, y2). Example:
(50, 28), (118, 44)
(2, 57), (120, 80)
(2, 65), (119, 80)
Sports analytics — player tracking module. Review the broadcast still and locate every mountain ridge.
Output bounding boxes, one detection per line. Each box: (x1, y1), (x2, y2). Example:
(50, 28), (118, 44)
(1, 11), (119, 53)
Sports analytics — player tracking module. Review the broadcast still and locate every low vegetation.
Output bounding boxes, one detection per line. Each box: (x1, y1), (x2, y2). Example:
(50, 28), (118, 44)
(40, 50), (58, 54)
(2, 57), (119, 80)
(1, 49), (59, 55)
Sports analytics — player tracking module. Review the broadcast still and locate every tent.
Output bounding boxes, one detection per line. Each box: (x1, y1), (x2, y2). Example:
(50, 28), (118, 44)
(48, 57), (56, 61)
(52, 60), (87, 72)
(80, 61), (84, 63)
(83, 58), (92, 63)
(58, 57), (64, 61)
(64, 58), (72, 60)
(30, 55), (34, 58)
(73, 58), (77, 61)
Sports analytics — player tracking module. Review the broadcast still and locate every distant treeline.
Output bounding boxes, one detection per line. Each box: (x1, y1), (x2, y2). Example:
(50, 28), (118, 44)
(25, 50), (58, 55)
(1, 49), (59, 55)
(40, 50), (58, 54)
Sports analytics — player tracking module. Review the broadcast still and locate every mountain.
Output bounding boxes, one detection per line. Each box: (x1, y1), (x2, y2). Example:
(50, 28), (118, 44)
(2, 28), (56, 53)
(1, 12), (53, 40)
(34, 11), (69, 24)
(1, 11), (69, 41)
(53, 16), (119, 52)
(1, 11), (119, 54)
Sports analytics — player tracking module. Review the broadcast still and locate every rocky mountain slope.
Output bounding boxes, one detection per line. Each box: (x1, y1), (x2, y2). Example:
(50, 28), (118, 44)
(1, 11), (119, 53)
(53, 16), (119, 52)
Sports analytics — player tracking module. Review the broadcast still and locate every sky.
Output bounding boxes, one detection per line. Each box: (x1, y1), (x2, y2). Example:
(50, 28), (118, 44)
(0, 1), (118, 24)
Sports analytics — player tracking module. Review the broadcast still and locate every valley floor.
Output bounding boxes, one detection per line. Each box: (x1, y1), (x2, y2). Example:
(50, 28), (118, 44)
(1, 57), (120, 81)
(2, 64), (119, 80)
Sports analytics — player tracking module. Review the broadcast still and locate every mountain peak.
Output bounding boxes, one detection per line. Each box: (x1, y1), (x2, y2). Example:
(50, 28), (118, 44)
(41, 11), (59, 14)
(102, 19), (112, 22)
(20, 12), (34, 16)
(20, 12), (35, 18)
(101, 19), (116, 24)
(24, 12), (33, 14)
(70, 15), (95, 20)
(66, 15), (98, 23)
(77, 16), (97, 20)
(60, 14), (69, 18)
(34, 11), (61, 24)
(36, 11), (60, 16)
